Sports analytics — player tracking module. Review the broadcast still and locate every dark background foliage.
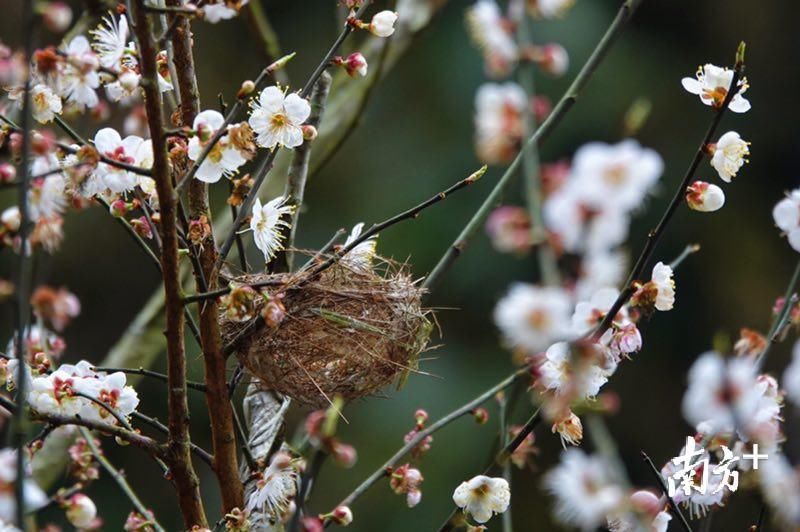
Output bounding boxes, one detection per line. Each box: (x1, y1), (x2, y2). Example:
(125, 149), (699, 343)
(2, 0), (800, 529)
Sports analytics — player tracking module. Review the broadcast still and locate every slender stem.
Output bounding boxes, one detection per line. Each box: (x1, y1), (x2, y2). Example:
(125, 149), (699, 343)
(131, 0), (207, 525)
(12, 2), (36, 525)
(79, 427), (167, 532)
(228, 180), (249, 273)
(30, 410), (163, 455)
(593, 53), (744, 340)
(335, 369), (526, 509)
(288, 449), (327, 532)
(273, 71), (332, 273)
(93, 366), (207, 392)
(669, 243), (701, 270)
(422, 0), (646, 294)
(130, 411), (214, 467)
(515, 7), (560, 287)
(757, 259), (800, 365)
(641, 451), (693, 532)
(304, 166), (487, 282)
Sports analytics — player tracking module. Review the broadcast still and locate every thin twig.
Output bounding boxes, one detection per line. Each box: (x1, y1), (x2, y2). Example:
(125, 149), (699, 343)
(93, 366), (207, 392)
(79, 427), (167, 532)
(130, 411), (214, 467)
(757, 259), (800, 365)
(641, 451), (693, 532)
(12, 3), (36, 525)
(334, 369), (526, 510)
(422, 0), (647, 294)
(592, 45), (745, 340)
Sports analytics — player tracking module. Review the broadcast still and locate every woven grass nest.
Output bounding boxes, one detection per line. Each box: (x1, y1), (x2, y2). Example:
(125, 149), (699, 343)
(220, 257), (432, 407)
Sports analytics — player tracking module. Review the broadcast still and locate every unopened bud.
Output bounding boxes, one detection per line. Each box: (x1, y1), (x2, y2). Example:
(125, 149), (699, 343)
(41, 2), (73, 33)
(118, 70), (141, 92)
(331, 442), (357, 468)
(343, 52), (368, 77)
(537, 43), (569, 77)
(686, 181), (725, 212)
(414, 408), (428, 427)
(331, 506), (353, 526)
(472, 407), (489, 424)
(0, 163), (16, 183)
(266, 52), (297, 74)
(109, 199), (128, 217)
(466, 165), (487, 183)
(31, 131), (56, 155)
(237, 80), (256, 99)
(301, 124), (317, 141)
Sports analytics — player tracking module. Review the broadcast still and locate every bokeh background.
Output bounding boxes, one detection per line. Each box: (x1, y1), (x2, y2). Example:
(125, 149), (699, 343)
(2, 0), (800, 529)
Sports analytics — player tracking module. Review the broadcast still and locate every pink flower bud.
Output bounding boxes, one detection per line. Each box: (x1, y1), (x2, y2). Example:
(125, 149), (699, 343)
(686, 180), (725, 212)
(42, 2), (73, 33)
(130, 217), (153, 240)
(0, 163), (16, 183)
(414, 408), (428, 427)
(629, 489), (663, 517)
(65, 493), (97, 529)
(331, 506), (353, 526)
(332, 442), (357, 468)
(344, 52), (368, 77)
(472, 407), (489, 424)
(538, 43), (569, 77)
(301, 124), (318, 141)
(31, 131), (56, 155)
(301, 517), (324, 532)
(109, 199), (128, 218)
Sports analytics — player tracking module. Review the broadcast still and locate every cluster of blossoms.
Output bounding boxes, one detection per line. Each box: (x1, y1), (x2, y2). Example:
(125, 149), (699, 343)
(681, 64), (751, 212)
(546, 449), (672, 531)
(467, 0), (569, 164)
(7, 360), (140, 425)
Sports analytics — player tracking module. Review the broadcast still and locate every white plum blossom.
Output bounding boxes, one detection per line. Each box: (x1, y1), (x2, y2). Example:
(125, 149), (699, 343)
(60, 36), (100, 110)
(28, 155), (67, 221)
(66, 494), (97, 529)
(681, 352), (783, 446)
(188, 110), (247, 183)
(493, 284), (573, 352)
(369, 11), (398, 37)
(245, 451), (297, 521)
(538, 341), (611, 400)
(90, 13), (129, 70)
(466, 0), (518, 77)
(203, 0), (250, 23)
(686, 181), (725, 212)
(249, 86), (311, 149)
(760, 452), (800, 529)
(545, 450), (626, 531)
(660, 441), (726, 519)
(249, 196), (295, 261)
(773, 189), (800, 252)
(681, 63), (751, 113)
(342, 222), (378, 271)
(474, 82), (526, 164)
(710, 131), (749, 182)
(783, 339), (800, 406)
(650, 262), (675, 311)
(0, 449), (48, 523)
(452, 475), (510, 524)
(87, 128), (152, 196)
(15, 84), (63, 124)
(74, 370), (140, 422)
(568, 140), (664, 213)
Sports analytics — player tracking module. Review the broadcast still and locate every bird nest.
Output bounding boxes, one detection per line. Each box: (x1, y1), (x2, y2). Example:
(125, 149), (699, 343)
(220, 257), (432, 407)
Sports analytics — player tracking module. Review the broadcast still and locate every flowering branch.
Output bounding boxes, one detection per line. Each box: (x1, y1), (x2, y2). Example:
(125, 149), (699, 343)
(79, 427), (167, 532)
(641, 451), (693, 532)
(422, 0), (646, 294)
(591, 44), (746, 341)
(131, 0), (207, 526)
(334, 369), (527, 512)
(213, 2), (372, 267)
(0, 115), (153, 177)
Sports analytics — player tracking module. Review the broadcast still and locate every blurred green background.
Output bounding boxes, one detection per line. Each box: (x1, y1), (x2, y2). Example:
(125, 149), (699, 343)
(2, 0), (800, 529)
